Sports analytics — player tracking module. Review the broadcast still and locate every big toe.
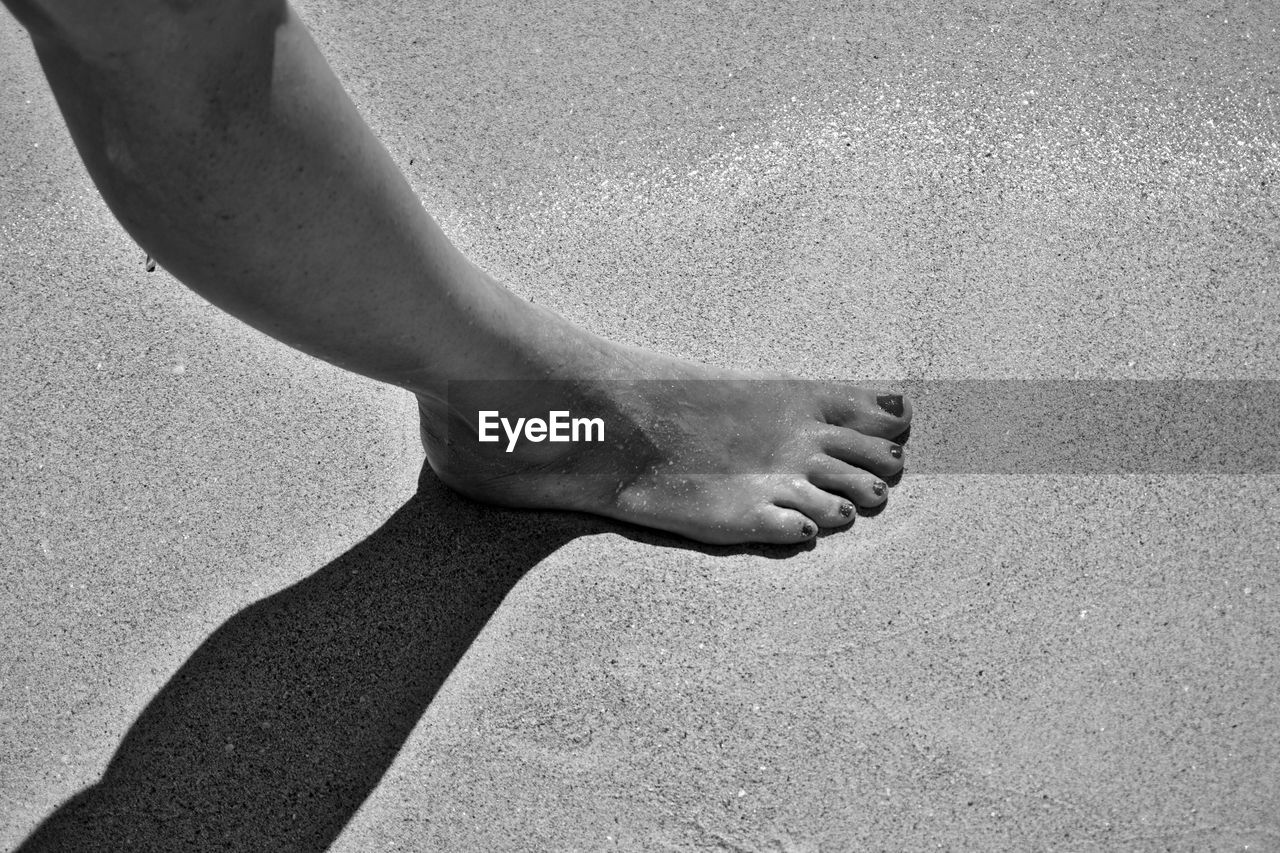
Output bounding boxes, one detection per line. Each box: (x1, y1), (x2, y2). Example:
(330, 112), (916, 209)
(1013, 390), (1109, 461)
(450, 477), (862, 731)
(826, 385), (913, 439)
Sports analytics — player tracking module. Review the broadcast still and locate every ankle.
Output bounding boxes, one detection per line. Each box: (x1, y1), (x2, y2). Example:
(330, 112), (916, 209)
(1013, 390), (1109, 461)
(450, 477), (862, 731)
(409, 286), (633, 407)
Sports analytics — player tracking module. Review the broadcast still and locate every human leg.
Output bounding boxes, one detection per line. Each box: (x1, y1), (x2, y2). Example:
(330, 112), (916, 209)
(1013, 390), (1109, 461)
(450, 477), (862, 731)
(7, 0), (910, 544)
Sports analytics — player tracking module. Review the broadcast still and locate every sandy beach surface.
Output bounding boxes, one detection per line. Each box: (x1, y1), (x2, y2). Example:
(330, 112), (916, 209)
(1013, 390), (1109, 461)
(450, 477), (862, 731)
(3, 1), (1278, 850)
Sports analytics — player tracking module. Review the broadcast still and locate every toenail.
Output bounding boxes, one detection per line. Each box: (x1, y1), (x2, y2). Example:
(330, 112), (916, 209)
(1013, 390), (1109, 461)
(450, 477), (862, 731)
(800, 522), (815, 537)
(872, 481), (886, 497)
(876, 394), (904, 416)
(890, 444), (903, 459)
(839, 502), (854, 518)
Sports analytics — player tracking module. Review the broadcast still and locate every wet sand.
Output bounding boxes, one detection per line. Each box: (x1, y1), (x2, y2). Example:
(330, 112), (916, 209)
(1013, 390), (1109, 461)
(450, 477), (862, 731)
(2, 1), (1278, 849)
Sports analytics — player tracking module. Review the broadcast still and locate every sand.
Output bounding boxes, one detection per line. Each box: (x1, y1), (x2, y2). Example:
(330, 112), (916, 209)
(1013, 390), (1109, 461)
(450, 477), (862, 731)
(2, 1), (1278, 849)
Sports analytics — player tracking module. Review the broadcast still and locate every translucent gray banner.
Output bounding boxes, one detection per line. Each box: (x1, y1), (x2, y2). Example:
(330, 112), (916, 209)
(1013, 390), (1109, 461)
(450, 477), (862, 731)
(892, 380), (1277, 473)
(439, 380), (1278, 475)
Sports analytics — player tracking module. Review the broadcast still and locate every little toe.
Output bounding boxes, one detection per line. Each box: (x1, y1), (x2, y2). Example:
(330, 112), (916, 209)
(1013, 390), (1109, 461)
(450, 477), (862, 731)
(753, 505), (821, 544)
(810, 460), (891, 508)
(819, 425), (904, 479)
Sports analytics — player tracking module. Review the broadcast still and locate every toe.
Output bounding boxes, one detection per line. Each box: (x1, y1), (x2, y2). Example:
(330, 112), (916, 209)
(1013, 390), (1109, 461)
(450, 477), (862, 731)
(818, 425), (905, 479)
(753, 505), (821, 544)
(809, 459), (891, 508)
(776, 482), (856, 528)
(825, 385), (913, 439)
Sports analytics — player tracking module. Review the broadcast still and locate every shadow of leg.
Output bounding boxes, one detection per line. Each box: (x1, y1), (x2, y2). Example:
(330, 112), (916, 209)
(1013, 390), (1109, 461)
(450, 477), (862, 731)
(19, 471), (593, 853)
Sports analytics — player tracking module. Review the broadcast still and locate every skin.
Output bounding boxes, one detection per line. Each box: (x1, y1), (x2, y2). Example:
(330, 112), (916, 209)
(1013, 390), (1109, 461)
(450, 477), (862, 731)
(4, 0), (911, 545)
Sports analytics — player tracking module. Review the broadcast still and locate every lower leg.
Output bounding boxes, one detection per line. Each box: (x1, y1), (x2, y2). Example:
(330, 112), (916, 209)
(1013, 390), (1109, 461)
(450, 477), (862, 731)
(22, 0), (536, 399)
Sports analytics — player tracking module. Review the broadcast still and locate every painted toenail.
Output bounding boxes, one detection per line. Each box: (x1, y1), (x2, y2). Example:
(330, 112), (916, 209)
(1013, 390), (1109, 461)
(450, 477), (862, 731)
(839, 502), (854, 518)
(800, 522), (815, 537)
(890, 444), (903, 459)
(876, 394), (904, 416)
(872, 481), (886, 497)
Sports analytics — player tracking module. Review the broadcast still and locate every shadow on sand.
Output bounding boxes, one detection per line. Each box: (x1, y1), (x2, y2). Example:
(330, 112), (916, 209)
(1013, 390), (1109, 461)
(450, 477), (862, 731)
(22, 461), (819, 845)
(19, 466), (812, 852)
(19, 470), (594, 852)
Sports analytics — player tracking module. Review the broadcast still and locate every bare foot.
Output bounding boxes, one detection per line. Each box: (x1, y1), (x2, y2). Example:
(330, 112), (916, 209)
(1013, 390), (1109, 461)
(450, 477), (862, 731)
(415, 282), (910, 546)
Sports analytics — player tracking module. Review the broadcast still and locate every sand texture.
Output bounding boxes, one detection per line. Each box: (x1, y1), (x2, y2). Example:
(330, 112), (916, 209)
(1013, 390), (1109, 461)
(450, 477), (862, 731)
(2, 1), (1278, 850)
